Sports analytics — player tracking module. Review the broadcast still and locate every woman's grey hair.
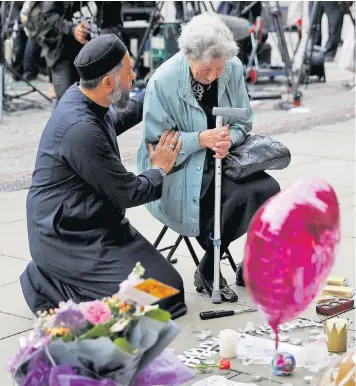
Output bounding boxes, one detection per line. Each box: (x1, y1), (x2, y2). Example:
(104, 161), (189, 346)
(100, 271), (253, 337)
(178, 13), (239, 63)
(80, 62), (123, 90)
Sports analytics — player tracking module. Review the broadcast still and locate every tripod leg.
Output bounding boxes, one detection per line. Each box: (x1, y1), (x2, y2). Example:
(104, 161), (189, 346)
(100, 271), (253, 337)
(344, 3), (355, 27)
(296, 1), (322, 86)
(4, 63), (51, 102)
(133, 1), (165, 75)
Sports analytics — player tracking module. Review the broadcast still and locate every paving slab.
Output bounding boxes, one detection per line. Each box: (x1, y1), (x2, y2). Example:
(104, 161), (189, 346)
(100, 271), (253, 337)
(312, 119), (355, 134)
(0, 190), (27, 224)
(0, 256), (28, 286)
(0, 312), (32, 340)
(269, 158), (355, 188)
(275, 176), (354, 197)
(330, 236), (355, 279)
(273, 130), (355, 162)
(0, 282), (33, 320)
(186, 370), (282, 385)
(286, 154), (322, 166)
(0, 220), (30, 261)
(339, 205), (355, 238)
(342, 193), (355, 207)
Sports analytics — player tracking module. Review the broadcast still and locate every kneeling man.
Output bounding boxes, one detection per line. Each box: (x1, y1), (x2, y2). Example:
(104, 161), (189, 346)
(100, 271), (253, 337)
(21, 34), (186, 319)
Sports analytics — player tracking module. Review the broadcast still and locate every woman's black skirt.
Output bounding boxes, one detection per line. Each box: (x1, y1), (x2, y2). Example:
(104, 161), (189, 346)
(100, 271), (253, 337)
(197, 169), (281, 253)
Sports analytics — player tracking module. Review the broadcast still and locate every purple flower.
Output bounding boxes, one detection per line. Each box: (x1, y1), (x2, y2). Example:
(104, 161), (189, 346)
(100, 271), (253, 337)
(22, 353), (51, 386)
(7, 333), (50, 375)
(50, 365), (118, 386)
(49, 365), (77, 386)
(131, 349), (195, 386)
(54, 309), (87, 333)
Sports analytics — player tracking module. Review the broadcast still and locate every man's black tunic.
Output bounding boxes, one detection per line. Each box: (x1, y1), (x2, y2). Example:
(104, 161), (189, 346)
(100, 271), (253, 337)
(21, 85), (185, 317)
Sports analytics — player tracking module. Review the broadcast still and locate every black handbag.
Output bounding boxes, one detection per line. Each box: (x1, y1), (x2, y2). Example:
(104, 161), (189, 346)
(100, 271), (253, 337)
(223, 133), (291, 180)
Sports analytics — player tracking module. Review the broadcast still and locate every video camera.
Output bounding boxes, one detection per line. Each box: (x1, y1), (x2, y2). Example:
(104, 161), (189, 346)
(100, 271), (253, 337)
(121, 2), (156, 22)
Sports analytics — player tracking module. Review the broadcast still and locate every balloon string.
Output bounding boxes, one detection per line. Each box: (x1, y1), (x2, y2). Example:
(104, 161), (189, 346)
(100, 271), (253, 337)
(274, 328), (279, 351)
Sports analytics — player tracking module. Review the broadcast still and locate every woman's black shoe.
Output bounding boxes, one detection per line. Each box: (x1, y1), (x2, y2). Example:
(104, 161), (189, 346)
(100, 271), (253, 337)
(194, 269), (238, 303)
(236, 263), (245, 287)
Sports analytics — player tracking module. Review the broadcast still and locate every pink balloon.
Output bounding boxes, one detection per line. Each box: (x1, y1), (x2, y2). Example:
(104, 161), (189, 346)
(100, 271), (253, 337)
(244, 178), (340, 340)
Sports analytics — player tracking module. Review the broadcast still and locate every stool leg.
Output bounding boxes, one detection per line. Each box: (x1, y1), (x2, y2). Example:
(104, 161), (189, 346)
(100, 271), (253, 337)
(153, 225), (168, 248)
(226, 248), (237, 272)
(166, 235), (182, 264)
(184, 237), (200, 267)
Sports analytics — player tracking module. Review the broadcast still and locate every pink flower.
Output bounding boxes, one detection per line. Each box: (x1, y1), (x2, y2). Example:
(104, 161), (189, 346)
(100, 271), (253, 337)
(80, 300), (112, 325)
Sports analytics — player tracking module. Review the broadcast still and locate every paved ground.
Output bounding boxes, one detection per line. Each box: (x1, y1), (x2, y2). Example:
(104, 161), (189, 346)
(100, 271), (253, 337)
(0, 64), (354, 385)
(0, 62), (354, 192)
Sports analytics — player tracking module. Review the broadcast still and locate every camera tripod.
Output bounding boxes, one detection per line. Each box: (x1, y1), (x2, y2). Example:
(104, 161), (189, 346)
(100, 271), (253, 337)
(0, 1), (51, 121)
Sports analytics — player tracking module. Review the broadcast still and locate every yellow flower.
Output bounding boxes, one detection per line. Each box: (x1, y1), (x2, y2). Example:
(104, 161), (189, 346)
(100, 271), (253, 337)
(119, 303), (132, 313)
(50, 327), (69, 337)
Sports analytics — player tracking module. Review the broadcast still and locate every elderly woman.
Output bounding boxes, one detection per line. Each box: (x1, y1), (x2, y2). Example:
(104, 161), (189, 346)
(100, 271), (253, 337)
(137, 13), (280, 302)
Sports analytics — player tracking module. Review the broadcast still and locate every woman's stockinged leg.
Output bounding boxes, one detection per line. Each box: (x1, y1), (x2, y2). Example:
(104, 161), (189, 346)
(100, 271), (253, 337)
(196, 243), (229, 280)
(196, 173), (216, 280)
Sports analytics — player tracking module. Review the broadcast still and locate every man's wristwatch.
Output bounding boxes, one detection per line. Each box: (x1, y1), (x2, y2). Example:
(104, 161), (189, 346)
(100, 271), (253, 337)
(151, 166), (167, 178)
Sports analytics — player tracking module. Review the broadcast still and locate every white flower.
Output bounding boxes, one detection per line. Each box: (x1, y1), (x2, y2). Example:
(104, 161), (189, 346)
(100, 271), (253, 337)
(34, 313), (56, 333)
(133, 304), (159, 317)
(132, 262), (145, 279)
(58, 299), (80, 311)
(116, 263), (145, 296)
(110, 318), (130, 333)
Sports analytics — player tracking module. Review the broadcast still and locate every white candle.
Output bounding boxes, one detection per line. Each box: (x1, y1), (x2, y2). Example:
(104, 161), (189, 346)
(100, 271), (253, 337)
(219, 329), (239, 359)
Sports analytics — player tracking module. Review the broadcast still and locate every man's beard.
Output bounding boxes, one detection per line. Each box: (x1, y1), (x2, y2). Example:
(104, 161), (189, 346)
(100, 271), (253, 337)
(109, 80), (131, 111)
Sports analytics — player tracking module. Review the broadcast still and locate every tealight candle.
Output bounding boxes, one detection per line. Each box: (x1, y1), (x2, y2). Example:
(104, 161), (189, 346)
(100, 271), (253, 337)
(219, 329), (239, 359)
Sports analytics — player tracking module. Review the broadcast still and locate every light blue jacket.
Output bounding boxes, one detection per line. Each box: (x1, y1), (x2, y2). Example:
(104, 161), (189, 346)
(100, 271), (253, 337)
(137, 53), (253, 237)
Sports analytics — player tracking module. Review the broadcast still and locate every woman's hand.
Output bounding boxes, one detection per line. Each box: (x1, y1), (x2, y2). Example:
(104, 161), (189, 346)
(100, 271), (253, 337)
(199, 125), (231, 159)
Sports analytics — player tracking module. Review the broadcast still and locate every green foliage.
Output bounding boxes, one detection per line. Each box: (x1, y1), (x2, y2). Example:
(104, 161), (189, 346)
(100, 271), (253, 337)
(114, 337), (133, 354)
(145, 309), (170, 323)
(79, 324), (111, 340)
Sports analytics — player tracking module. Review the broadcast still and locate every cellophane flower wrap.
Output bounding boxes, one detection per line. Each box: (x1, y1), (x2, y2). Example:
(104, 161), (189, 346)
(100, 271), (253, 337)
(7, 263), (194, 386)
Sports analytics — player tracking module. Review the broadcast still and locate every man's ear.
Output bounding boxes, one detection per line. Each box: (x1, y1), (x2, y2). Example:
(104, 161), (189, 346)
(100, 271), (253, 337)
(102, 75), (113, 90)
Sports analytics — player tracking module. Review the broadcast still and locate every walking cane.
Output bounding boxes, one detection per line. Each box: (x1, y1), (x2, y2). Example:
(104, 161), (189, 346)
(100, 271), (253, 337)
(211, 107), (249, 304)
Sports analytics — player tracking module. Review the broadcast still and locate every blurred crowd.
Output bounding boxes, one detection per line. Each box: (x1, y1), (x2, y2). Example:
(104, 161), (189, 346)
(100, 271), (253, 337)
(2, 1), (355, 103)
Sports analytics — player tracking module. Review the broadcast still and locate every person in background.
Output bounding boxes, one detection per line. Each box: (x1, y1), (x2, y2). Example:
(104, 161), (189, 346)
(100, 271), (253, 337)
(10, 1), (44, 81)
(40, 2), (87, 101)
(309, 1), (344, 61)
(39, 2), (125, 101)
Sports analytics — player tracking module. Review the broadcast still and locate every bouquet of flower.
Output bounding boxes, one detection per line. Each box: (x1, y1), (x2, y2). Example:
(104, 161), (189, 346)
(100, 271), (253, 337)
(8, 263), (195, 386)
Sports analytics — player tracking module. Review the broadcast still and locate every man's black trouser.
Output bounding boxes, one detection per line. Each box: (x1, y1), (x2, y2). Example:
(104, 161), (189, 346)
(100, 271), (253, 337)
(309, 1), (344, 59)
(51, 60), (80, 100)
